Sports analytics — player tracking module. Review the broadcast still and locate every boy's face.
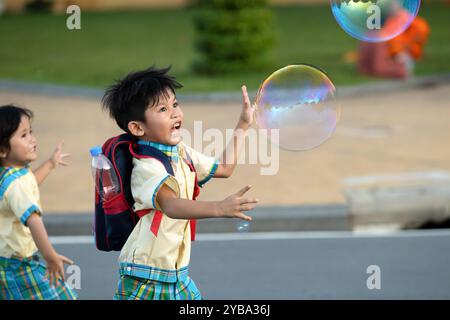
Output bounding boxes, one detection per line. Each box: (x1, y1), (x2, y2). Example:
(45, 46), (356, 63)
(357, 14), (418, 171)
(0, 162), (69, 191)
(139, 88), (184, 146)
(0, 115), (37, 167)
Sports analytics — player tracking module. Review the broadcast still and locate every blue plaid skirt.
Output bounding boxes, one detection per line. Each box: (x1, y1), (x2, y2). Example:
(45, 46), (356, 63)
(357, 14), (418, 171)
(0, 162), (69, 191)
(0, 255), (77, 300)
(114, 274), (202, 300)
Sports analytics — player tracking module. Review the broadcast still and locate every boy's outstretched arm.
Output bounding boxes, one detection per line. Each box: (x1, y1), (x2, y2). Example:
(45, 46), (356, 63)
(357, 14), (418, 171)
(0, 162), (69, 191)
(27, 213), (74, 287)
(33, 140), (70, 185)
(214, 85), (255, 178)
(157, 184), (258, 221)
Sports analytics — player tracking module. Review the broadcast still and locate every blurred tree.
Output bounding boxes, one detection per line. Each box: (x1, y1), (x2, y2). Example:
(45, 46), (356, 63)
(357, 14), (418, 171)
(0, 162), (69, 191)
(193, 0), (275, 75)
(26, 0), (52, 12)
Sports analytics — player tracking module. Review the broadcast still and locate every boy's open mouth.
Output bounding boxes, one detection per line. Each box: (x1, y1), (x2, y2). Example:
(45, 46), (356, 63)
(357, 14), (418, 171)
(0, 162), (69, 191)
(172, 121), (182, 130)
(171, 121), (182, 136)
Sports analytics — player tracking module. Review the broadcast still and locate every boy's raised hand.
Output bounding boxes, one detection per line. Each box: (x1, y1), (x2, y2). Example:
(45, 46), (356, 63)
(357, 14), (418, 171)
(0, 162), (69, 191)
(217, 185), (259, 221)
(50, 140), (70, 169)
(239, 85), (256, 129)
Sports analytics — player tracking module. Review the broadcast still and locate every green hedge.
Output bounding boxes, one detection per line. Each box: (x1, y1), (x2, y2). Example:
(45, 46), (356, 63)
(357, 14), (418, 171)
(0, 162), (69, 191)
(193, 0), (275, 74)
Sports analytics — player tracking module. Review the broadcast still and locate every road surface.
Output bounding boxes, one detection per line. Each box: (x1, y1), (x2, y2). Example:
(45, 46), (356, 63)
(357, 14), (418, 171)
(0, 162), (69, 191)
(51, 229), (450, 300)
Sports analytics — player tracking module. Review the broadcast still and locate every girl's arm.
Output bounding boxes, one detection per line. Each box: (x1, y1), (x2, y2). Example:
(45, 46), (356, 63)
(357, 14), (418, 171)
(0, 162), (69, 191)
(214, 85), (255, 178)
(27, 213), (74, 286)
(157, 184), (258, 221)
(33, 141), (70, 185)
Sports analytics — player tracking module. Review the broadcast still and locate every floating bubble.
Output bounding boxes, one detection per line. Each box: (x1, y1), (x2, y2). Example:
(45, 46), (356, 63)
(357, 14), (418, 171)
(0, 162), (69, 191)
(255, 64), (339, 152)
(237, 220), (251, 233)
(330, 0), (421, 42)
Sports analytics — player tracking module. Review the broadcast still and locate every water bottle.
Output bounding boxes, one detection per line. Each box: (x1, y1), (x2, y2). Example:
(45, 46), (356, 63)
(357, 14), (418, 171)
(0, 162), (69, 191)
(90, 146), (120, 201)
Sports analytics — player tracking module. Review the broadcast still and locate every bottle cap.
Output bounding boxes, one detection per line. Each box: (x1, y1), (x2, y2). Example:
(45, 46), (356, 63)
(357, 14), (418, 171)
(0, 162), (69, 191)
(89, 146), (103, 157)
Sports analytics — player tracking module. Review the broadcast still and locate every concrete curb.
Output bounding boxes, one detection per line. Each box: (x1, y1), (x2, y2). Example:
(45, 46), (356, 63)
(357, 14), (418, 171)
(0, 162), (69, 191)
(1, 73), (450, 102)
(43, 204), (350, 236)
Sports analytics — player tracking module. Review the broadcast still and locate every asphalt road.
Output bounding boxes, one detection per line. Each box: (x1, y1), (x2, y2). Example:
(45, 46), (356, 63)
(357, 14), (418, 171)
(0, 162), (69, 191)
(52, 229), (450, 300)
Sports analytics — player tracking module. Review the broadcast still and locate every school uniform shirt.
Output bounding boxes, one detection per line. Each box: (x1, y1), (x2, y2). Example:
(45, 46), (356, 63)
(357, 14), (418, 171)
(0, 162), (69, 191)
(118, 141), (218, 283)
(0, 167), (41, 259)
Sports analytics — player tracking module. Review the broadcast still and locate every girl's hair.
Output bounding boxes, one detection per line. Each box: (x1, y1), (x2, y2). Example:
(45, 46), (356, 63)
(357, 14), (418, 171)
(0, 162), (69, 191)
(0, 105), (34, 152)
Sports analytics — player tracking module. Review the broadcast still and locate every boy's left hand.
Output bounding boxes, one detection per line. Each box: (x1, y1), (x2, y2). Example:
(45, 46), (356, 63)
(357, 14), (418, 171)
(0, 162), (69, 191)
(49, 140), (70, 169)
(239, 85), (256, 129)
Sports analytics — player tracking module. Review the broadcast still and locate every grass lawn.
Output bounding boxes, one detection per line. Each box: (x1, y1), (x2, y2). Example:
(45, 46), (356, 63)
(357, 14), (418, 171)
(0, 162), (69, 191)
(0, 2), (449, 93)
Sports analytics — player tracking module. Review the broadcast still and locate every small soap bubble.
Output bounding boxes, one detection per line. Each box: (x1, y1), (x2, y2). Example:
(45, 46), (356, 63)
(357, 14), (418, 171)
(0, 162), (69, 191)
(237, 220), (251, 233)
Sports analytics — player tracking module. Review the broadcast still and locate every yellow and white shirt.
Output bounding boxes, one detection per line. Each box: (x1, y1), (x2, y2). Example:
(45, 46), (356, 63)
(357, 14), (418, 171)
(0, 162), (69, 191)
(0, 167), (41, 259)
(118, 141), (218, 283)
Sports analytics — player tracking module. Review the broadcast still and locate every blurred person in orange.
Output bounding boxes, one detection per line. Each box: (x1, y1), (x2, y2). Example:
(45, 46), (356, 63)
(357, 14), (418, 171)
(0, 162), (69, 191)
(357, 16), (430, 79)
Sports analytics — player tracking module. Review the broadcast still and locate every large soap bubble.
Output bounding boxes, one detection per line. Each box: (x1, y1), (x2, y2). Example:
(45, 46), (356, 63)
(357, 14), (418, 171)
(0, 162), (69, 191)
(255, 64), (339, 152)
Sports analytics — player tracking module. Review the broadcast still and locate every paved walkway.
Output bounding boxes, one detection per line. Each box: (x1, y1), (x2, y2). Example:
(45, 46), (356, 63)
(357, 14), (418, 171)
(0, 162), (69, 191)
(1, 80), (450, 213)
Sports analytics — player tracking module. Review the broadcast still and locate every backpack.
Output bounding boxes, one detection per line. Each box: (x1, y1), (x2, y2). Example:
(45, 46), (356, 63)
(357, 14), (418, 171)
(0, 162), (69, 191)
(93, 133), (200, 252)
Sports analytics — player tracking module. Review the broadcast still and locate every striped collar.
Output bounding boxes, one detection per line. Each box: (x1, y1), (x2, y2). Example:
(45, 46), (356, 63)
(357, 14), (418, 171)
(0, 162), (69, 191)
(137, 140), (179, 162)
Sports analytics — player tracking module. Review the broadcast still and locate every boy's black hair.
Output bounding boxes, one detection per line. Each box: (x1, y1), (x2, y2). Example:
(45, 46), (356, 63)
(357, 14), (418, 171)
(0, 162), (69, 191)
(102, 66), (183, 133)
(0, 105), (34, 152)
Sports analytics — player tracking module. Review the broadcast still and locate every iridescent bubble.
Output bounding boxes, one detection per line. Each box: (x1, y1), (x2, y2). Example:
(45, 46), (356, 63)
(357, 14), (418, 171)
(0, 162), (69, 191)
(237, 220), (251, 233)
(255, 64), (339, 152)
(330, 0), (421, 42)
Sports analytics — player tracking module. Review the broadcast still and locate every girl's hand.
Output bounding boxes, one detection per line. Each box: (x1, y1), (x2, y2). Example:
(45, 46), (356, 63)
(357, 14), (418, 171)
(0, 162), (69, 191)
(49, 140), (70, 169)
(45, 253), (74, 287)
(216, 185), (258, 221)
(239, 85), (256, 129)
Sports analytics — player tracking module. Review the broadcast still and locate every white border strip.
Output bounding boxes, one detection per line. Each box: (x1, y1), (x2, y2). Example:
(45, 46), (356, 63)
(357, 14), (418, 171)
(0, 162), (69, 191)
(50, 236), (94, 245)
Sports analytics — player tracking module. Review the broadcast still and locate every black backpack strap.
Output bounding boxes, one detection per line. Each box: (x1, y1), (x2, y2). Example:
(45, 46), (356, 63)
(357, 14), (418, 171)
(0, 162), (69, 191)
(106, 133), (136, 208)
(131, 143), (174, 176)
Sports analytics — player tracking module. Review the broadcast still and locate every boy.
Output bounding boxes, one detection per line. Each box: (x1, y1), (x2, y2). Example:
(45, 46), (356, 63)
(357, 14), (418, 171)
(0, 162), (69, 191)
(102, 66), (258, 300)
(0, 105), (76, 300)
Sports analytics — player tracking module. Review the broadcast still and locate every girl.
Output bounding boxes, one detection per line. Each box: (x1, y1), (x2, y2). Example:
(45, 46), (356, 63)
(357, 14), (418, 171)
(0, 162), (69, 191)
(0, 105), (77, 300)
